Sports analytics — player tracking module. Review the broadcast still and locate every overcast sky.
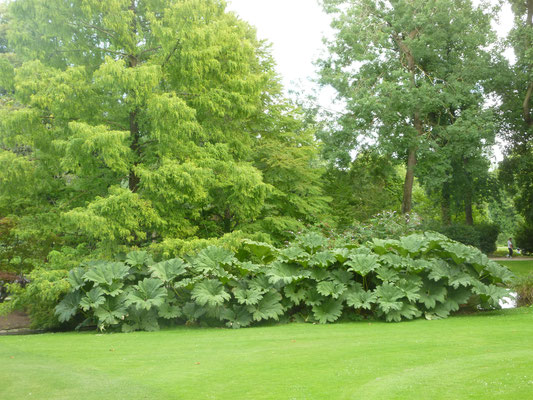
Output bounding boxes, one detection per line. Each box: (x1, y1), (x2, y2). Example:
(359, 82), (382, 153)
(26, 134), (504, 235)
(227, 0), (515, 95)
(226, 0), (516, 161)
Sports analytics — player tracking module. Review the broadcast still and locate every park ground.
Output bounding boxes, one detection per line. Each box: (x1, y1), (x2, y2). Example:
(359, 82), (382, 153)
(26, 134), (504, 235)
(1, 307), (533, 399)
(1, 260), (532, 400)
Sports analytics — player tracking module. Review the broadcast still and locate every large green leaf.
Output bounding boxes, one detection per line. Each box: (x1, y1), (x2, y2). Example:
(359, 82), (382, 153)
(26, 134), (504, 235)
(266, 261), (307, 285)
(191, 246), (235, 276)
(345, 285), (376, 310)
(383, 302), (421, 322)
(182, 302), (206, 321)
(427, 259), (453, 282)
(80, 287), (106, 311)
(67, 268), (86, 290)
(303, 287), (325, 307)
(232, 283), (265, 305)
(94, 295), (128, 327)
(396, 276), (422, 302)
(100, 280), (124, 297)
(125, 251), (153, 268)
(122, 308), (159, 333)
(472, 282), (509, 307)
(280, 246), (309, 264)
(149, 258), (187, 283)
(371, 238), (399, 255)
(482, 262), (515, 284)
(247, 290), (284, 321)
(83, 261), (130, 286)
(332, 248), (351, 263)
(222, 305), (253, 329)
(55, 291), (82, 322)
(284, 284), (309, 305)
(346, 254), (379, 276)
(448, 271), (476, 289)
(316, 281), (347, 299)
(297, 232), (327, 253)
(396, 234), (426, 256)
(312, 298), (343, 324)
(127, 278), (167, 311)
(191, 279), (231, 307)
(241, 240), (278, 262)
(441, 242), (472, 264)
(376, 266), (399, 283)
(158, 300), (182, 319)
(329, 269), (353, 285)
(309, 251), (337, 268)
(418, 279), (447, 309)
(375, 283), (404, 313)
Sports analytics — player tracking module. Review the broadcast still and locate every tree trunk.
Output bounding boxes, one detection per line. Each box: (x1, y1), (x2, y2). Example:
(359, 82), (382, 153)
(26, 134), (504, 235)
(401, 148), (416, 214)
(394, 30), (422, 214)
(128, 108), (140, 192)
(463, 157), (473, 225)
(464, 188), (473, 225)
(441, 181), (451, 225)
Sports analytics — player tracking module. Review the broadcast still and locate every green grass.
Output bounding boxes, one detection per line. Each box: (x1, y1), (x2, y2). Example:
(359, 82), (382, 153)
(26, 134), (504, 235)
(498, 260), (533, 277)
(2, 308), (533, 399)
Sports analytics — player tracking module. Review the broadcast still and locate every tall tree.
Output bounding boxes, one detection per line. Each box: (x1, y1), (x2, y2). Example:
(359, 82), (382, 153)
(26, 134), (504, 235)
(498, 0), (533, 225)
(0, 0), (328, 260)
(318, 0), (499, 216)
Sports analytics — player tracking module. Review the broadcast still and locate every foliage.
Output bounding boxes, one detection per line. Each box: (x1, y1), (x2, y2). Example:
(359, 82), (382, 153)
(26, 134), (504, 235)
(318, 0), (500, 214)
(48, 232), (513, 332)
(0, 268), (69, 329)
(513, 274), (533, 307)
(323, 152), (403, 228)
(497, 0), (533, 228)
(339, 211), (422, 245)
(516, 223), (533, 254)
(0, 0), (330, 267)
(475, 223), (500, 255)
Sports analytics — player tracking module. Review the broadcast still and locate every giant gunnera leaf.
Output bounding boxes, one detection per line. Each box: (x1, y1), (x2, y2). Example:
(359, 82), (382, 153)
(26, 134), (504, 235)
(80, 287), (106, 311)
(191, 279), (231, 307)
(247, 290), (284, 321)
(346, 254), (379, 276)
(149, 258), (187, 283)
(312, 298), (343, 324)
(55, 291), (82, 322)
(127, 278), (167, 311)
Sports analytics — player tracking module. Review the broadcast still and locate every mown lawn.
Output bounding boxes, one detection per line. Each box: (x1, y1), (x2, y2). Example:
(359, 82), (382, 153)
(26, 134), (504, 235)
(2, 308), (533, 400)
(498, 260), (533, 277)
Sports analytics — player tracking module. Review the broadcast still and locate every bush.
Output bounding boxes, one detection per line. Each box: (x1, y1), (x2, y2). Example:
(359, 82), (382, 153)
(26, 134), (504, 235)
(341, 211), (422, 244)
(429, 223), (499, 255)
(475, 223), (500, 255)
(516, 223), (533, 255)
(513, 274), (533, 307)
(439, 224), (480, 248)
(48, 232), (514, 332)
(0, 268), (70, 330)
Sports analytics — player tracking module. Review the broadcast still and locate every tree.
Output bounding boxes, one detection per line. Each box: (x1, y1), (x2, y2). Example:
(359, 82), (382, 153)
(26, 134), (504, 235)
(498, 0), (533, 226)
(318, 0), (499, 217)
(0, 0), (329, 261)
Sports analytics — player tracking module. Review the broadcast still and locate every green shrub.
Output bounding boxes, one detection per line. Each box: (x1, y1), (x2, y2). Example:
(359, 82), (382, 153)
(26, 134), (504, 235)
(475, 223), (500, 255)
(0, 268), (70, 329)
(513, 274), (533, 307)
(439, 224), (480, 248)
(341, 211), (422, 244)
(516, 223), (533, 254)
(429, 223), (499, 255)
(49, 232), (514, 332)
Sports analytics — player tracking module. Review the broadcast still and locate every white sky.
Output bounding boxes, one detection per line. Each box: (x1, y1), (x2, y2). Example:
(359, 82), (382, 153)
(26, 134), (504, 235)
(227, 0), (515, 94)
(227, 0), (516, 162)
